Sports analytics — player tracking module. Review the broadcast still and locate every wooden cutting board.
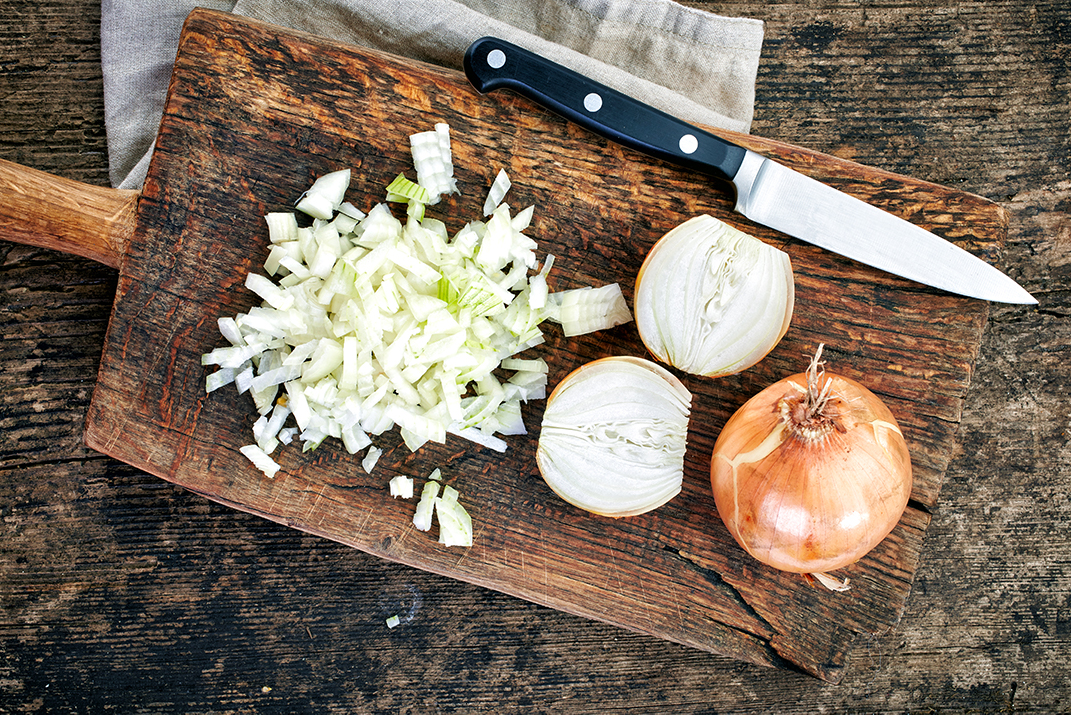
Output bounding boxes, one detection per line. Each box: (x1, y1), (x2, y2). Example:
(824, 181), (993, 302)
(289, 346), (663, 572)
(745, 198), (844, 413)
(0, 9), (1006, 682)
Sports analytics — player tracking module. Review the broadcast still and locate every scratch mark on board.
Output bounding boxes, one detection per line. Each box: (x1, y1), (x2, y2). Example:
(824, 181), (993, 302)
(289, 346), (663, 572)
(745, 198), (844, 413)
(307, 483), (328, 525)
(541, 529), (550, 602)
(265, 489), (282, 517)
(607, 548), (620, 595)
(637, 573), (654, 625)
(351, 505), (373, 542)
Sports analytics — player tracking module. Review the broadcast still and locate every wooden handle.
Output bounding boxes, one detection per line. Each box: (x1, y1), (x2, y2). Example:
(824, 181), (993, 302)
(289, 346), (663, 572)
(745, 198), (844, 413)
(0, 158), (139, 269)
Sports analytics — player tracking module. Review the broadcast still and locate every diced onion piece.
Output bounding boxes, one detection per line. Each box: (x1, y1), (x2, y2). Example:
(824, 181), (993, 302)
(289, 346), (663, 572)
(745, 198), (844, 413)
(413, 479), (440, 531)
(265, 212), (299, 244)
(385, 173), (430, 205)
(239, 444), (282, 479)
(245, 273), (294, 311)
(362, 446), (382, 473)
(511, 205), (534, 232)
(254, 401), (292, 453)
(217, 317), (244, 346)
(201, 344), (257, 369)
(206, 368), (236, 393)
(547, 283), (632, 337)
(435, 485), (473, 547)
(447, 424), (508, 452)
(296, 169), (351, 219)
(339, 202), (366, 221)
(234, 366), (255, 394)
(537, 356), (691, 517)
(483, 168), (511, 216)
(477, 204), (514, 271)
(410, 123), (457, 203)
(385, 615), (402, 629)
(501, 357), (547, 373)
(341, 423), (372, 454)
(634, 214), (794, 377)
(389, 475), (415, 499)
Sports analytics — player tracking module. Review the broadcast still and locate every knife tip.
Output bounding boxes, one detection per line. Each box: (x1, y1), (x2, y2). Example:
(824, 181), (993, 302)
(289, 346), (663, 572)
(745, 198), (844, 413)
(991, 284), (1038, 305)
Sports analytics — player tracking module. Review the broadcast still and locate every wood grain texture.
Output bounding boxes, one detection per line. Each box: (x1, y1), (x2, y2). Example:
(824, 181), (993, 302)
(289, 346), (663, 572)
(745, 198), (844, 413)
(0, 158), (137, 268)
(70, 8), (1005, 683)
(1, 0), (1068, 711)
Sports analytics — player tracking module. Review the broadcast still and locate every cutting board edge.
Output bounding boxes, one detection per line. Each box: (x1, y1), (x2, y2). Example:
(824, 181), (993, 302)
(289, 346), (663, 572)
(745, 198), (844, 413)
(106, 446), (840, 681)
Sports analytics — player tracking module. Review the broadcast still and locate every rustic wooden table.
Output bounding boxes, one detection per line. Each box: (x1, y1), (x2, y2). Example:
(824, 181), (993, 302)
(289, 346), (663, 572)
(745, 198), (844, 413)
(1, 1), (1067, 711)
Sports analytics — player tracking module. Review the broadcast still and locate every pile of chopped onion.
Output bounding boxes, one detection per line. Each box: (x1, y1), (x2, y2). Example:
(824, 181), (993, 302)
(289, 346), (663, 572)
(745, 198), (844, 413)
(202, 123), (632, 481)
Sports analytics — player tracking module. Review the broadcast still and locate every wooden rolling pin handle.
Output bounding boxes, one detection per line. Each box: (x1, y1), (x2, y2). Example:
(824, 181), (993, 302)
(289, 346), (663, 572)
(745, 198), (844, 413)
(0, 158), (139, 270)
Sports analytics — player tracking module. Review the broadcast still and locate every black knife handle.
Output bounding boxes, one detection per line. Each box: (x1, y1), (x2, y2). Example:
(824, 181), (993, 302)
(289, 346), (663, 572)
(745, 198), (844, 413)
(463, 36), (747, 183)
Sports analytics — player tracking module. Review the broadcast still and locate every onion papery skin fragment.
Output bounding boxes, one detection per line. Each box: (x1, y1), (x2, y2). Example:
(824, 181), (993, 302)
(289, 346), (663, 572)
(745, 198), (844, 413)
(537, 356), (692, 518)
(710, 358), (912, 576)
(634, 214), (794, 378)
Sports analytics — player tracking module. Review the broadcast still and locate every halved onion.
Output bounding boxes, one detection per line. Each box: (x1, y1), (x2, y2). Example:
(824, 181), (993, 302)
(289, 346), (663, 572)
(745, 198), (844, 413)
(634, 214), (794, 378)
(536, 356), (692, 517)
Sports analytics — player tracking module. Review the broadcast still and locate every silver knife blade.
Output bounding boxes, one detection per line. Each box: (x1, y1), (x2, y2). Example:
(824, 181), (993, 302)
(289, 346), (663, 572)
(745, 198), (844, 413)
(463, 36), (1037, 305)
(732, 151), (1037, 304)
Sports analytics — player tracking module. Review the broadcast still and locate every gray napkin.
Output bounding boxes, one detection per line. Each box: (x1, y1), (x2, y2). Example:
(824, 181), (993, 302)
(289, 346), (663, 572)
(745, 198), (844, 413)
(102, 0), (763, 190)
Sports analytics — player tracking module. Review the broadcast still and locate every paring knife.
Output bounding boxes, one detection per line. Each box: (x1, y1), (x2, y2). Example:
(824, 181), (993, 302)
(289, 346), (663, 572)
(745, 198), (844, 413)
(463, 37), (1036, 305)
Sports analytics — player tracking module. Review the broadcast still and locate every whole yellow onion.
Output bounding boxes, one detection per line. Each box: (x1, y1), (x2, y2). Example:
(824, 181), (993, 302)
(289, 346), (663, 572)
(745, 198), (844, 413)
(710, 345), (912, 590)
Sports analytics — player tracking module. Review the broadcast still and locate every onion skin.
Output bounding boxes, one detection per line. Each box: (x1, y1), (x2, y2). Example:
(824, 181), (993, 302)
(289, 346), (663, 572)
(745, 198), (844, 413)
(710, 361), (912, 576)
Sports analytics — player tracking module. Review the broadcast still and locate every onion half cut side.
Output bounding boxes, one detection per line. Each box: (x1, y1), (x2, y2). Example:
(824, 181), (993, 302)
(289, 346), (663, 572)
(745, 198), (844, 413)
(536, 356), (692, 517)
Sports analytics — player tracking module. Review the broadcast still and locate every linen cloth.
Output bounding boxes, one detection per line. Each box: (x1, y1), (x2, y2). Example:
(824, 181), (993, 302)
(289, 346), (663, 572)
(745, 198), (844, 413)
(101, 0), (763, 190)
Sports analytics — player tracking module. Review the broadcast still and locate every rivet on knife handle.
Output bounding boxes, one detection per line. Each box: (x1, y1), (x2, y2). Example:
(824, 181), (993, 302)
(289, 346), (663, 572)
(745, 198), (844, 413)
(463, 36), (747, 184)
